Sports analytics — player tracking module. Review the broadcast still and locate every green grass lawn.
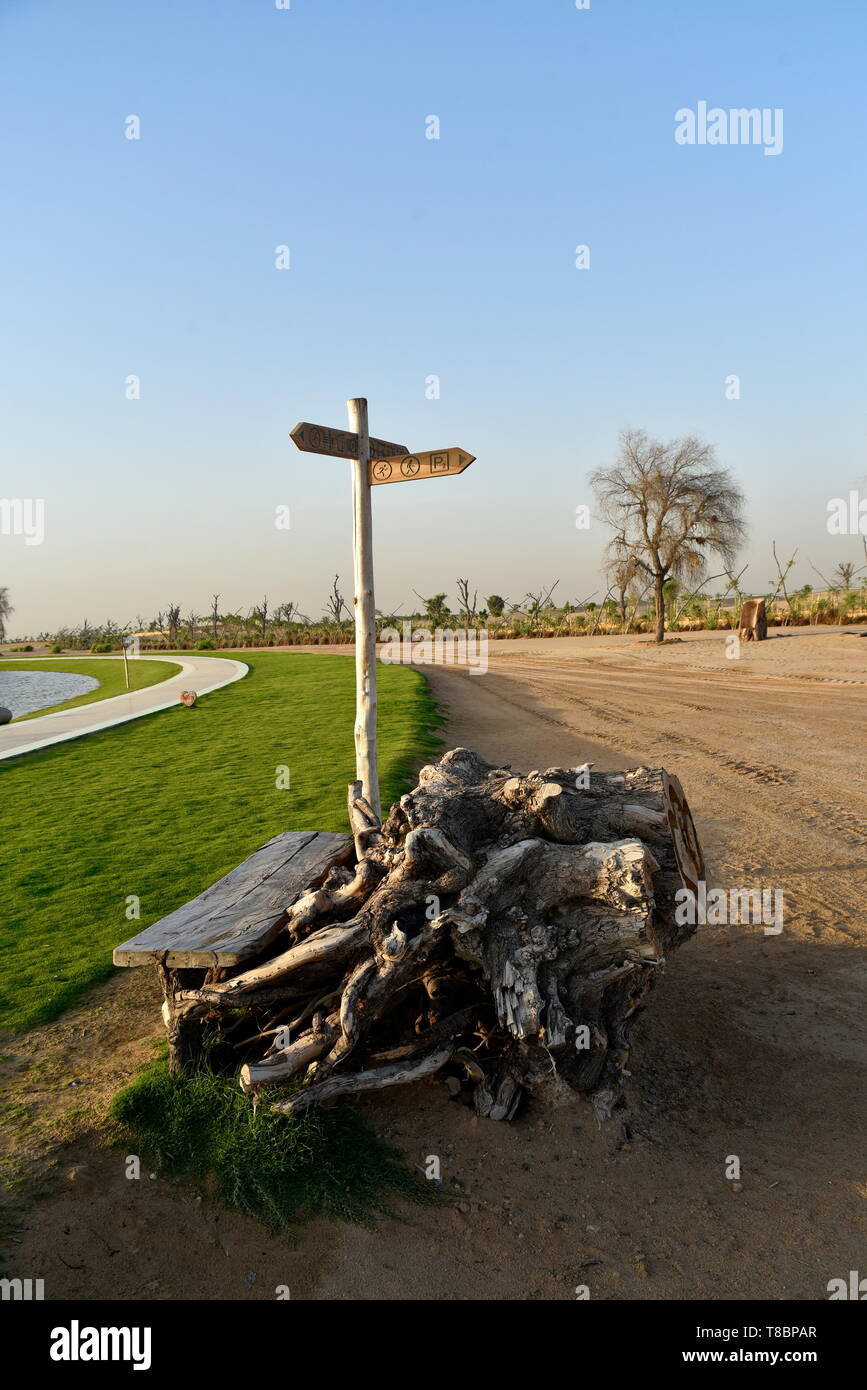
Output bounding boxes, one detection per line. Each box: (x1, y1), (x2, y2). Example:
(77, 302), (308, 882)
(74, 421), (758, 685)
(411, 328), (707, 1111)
(0, 657), (181, 721)
(0, 653), (441, 1033)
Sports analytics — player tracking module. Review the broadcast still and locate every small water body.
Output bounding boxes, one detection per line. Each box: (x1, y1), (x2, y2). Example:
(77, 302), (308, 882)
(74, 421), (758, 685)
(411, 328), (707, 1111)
(0, 670), (100, 718)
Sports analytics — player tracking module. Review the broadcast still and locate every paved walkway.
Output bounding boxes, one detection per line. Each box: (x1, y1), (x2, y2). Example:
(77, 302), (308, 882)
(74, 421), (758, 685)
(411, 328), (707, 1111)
(0, 655), (248, 760)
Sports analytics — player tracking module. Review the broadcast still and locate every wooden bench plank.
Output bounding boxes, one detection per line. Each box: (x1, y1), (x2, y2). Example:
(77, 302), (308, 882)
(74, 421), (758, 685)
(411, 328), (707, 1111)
(113, 830), (353, 969)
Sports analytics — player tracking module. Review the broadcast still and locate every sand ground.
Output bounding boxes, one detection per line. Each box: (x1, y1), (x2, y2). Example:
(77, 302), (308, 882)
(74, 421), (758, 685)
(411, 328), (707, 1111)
(3, 627), (865, 1300)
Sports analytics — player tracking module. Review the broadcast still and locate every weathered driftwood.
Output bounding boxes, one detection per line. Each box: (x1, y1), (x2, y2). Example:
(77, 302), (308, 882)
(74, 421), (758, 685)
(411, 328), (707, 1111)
(129, 749), (704, 1116)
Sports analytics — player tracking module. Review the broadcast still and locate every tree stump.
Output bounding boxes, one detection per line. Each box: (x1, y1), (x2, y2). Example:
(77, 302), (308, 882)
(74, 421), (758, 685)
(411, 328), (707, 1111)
(738, 598), (767, 641)
(174, 749), (704, 1121)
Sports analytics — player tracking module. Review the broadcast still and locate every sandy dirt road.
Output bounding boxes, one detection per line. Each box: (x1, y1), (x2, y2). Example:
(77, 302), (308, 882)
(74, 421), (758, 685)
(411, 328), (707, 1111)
(5, 630), (866, 1301)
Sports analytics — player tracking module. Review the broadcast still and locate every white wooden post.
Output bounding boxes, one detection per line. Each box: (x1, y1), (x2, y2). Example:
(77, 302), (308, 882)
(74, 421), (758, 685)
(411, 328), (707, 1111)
(346, 397), (380, 817)
(121, 637), (130, 690)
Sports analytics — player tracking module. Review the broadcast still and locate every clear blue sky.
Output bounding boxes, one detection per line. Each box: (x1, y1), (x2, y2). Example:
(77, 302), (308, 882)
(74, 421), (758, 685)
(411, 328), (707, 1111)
(2, 0), (865, 633)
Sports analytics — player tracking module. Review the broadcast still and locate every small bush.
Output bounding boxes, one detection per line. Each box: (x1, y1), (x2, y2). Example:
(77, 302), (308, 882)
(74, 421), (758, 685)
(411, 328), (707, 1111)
(91, 641), (113, 653)
(50, 643), (63, 653)
(196, 638), (215, 650)
(110, 1055), (431, 1231)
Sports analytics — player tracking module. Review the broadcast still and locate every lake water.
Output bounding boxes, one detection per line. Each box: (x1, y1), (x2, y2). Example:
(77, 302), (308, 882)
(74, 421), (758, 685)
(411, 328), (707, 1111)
(0, 670), (100, 718)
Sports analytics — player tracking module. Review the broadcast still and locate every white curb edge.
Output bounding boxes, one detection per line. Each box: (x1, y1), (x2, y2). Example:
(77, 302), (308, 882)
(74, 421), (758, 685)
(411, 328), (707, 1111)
(0, 657), (249, 761)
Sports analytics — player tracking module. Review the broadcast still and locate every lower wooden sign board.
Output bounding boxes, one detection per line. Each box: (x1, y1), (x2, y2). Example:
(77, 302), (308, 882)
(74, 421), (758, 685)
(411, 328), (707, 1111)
(368, 448), (475, 486)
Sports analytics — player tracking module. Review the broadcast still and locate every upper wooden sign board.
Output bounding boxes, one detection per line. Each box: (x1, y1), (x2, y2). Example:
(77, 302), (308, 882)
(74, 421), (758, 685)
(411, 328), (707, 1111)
(368, 448), (475, 487)
(291, 421), (407, 461)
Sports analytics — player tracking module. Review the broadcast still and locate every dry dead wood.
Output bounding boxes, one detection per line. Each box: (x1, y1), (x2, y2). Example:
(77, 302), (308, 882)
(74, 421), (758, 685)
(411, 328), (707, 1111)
(164, 749), (703, 1120)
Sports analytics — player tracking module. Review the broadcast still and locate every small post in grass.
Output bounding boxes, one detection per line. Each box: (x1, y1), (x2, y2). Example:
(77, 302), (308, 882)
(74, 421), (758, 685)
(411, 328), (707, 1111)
(121, 635), (131, 690)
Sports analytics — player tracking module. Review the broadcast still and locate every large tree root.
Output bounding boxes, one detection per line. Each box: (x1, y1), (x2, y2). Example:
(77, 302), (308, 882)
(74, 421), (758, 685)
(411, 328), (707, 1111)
(168, 749), (704, 1120)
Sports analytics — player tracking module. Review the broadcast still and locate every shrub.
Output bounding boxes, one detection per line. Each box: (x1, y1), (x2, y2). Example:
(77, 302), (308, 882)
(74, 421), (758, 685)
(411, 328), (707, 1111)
(110, 1055), (430, 1232)
(196, 638), (215, 650)
(50, 643), (63, 653)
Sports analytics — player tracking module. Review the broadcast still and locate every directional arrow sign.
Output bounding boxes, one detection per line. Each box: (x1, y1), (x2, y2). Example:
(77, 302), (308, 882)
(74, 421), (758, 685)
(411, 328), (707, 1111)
(368, 448), (476, 487)
(291, 421), (407, 461)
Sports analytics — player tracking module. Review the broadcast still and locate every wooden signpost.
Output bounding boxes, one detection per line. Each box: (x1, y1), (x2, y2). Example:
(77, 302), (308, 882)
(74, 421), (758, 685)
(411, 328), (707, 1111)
(291, 402), (475, 817)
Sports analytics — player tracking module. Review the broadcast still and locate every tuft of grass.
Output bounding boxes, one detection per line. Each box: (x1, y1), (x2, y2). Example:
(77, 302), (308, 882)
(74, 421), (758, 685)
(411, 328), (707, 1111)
(0, 657), (181, 721)
(110, 1052), (434, 1231)
(0, 653), (442, 1032)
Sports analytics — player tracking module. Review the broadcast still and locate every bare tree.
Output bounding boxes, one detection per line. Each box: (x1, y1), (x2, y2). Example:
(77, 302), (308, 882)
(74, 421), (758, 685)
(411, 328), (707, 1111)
(0, 587), (14, 642)
(325, 575), (351, 627)
(524, 580), (560, 615)
(834, 561), (856, 590)
(606, 554), (641, 628)
(210, 594), (221, 641)
(591, 431), (746, 643)
(166, 603), (181, 647)
(456, 577), (478, 623)
(670, 566), (746, 630)
(768, 544), (798, 621)
(586, 586), (615, 636)
(623, 580), (652, 635)
(253, 595), (270, 641)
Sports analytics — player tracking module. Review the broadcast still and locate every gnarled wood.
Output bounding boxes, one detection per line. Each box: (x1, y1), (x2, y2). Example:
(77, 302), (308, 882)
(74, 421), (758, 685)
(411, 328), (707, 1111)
(239, 1015), (340, 1092)
(271, 1044), (456, 1116)
(118, 748), (704, 1122)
